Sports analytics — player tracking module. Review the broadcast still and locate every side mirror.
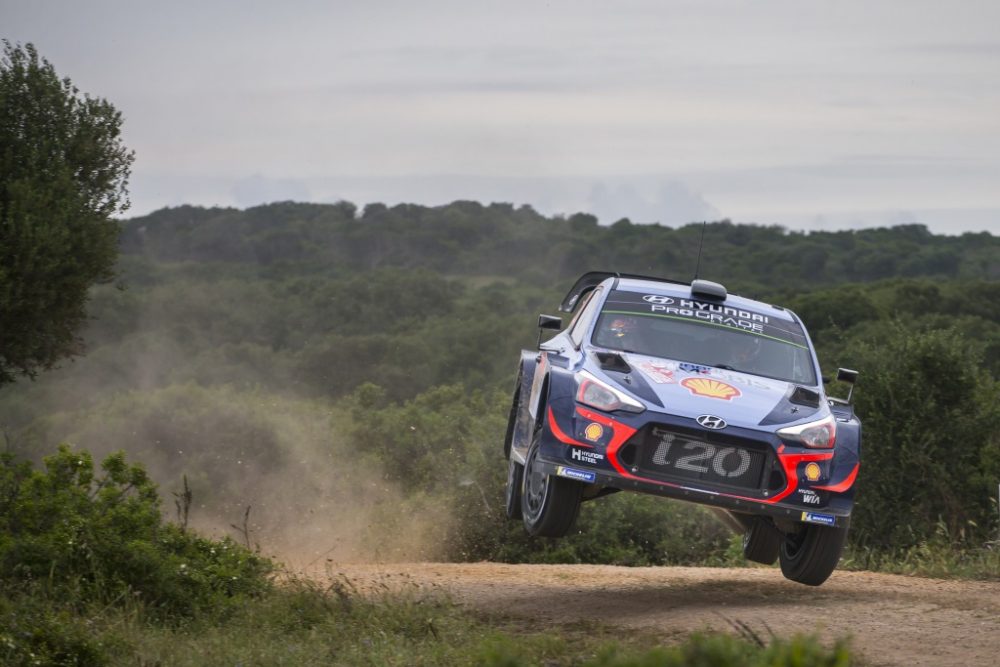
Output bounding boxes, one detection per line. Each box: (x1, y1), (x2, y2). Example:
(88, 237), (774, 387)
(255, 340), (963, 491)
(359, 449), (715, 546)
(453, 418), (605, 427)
(537, 314), (562, 348)
(837, 368), (859, 384)
(836, 368), (859, 403)
(538, 314), (563, 331)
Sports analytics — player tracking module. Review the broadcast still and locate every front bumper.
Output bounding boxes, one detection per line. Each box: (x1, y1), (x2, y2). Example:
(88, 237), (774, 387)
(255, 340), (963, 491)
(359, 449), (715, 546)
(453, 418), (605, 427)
(538, 398), (858, 529)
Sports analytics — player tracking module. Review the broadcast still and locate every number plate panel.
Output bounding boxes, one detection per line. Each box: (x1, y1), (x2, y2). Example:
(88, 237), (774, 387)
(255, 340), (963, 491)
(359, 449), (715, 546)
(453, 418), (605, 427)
(639, 426), (768, 490)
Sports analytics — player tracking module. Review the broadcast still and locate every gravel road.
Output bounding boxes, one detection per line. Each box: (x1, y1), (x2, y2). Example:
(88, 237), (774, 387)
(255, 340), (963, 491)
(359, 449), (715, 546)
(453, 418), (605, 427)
(332, 562), (1000, 666)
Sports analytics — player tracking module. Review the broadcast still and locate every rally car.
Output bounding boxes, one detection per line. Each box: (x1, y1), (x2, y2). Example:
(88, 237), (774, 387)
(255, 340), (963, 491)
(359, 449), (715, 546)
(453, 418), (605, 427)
(502, 272), (861, 586)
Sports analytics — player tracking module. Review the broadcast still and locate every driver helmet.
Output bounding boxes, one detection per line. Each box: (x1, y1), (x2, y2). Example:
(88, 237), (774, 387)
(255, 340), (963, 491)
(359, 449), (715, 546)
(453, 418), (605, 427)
(608, 317), (638, 339)
(733, 335), (762, 365)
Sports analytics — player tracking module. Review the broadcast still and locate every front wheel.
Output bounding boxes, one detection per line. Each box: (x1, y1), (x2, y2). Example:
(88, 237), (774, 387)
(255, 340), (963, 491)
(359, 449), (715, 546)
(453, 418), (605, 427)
(521, 432), (582, 537)
(778, 522), (849, 586)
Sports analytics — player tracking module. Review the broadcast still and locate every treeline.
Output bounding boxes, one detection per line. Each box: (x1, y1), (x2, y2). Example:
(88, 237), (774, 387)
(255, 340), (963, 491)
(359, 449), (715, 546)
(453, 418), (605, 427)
(1, 201), (998, 572)
(120, 202), (998, 290)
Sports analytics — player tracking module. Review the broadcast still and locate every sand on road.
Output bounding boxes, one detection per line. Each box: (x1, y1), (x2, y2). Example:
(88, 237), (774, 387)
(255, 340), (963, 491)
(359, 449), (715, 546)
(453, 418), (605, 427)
(330, 563), (1000, 667)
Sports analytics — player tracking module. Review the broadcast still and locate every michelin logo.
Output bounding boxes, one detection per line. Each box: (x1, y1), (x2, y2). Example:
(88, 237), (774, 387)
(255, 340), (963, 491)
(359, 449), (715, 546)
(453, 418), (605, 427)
(556, 466), (597, 483)
(801, 511), (836, 526)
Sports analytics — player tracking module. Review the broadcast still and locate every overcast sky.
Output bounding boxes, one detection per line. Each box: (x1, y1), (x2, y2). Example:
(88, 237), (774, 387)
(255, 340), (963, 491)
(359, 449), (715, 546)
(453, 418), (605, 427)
(4, 0), (1000, 233)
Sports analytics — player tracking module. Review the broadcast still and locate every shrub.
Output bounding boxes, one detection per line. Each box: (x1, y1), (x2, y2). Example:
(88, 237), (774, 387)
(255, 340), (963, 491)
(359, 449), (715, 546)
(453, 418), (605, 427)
(0, 445), (274, 619)
(842, 325), (1000, 551)
(0, 593), (114, 667)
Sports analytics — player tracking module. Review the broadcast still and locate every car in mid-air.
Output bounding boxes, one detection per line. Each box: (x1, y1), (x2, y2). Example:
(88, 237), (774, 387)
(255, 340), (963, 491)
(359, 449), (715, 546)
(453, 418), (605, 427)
(503, 272), (861, 586)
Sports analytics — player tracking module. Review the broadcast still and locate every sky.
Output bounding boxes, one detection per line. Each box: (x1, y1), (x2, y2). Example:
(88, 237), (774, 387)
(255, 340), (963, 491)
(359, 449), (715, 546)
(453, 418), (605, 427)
(3, 0), (1000, 233)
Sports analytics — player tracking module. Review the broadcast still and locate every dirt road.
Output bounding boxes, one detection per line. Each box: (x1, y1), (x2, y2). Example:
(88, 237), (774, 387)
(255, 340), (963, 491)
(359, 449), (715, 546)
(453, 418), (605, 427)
(332, 562), (1000, 666)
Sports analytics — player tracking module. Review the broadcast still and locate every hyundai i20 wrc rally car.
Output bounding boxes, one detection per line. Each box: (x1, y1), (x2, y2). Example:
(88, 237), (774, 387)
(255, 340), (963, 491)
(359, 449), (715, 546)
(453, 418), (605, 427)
(503, 272), (861, 586)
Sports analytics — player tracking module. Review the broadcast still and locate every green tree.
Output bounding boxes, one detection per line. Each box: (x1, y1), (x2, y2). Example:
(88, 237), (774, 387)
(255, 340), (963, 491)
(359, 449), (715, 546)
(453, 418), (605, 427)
(0, 41), (133, 385)
(845, 324), (1000, 550)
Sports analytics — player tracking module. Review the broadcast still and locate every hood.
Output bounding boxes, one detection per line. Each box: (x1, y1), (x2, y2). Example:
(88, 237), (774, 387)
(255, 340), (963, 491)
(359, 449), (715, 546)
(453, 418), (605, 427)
(595, 352), (825, 428)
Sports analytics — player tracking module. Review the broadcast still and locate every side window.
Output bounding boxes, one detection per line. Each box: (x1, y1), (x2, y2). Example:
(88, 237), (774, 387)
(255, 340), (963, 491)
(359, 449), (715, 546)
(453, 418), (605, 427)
(562, 291), (594, 345)
(569, 288), (603, 348)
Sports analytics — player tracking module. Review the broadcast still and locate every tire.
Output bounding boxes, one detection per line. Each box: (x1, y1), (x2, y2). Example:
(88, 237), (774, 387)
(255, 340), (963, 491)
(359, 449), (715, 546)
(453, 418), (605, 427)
(743, 517), (781, 565)
(504, 459), (524, 520)
(778, 522), (849, 586)
(521, 430), (582, 537)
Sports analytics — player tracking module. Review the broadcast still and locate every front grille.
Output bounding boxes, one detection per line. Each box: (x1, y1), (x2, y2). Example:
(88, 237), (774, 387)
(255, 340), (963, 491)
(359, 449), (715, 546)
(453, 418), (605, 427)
(629, 424), (771, 491)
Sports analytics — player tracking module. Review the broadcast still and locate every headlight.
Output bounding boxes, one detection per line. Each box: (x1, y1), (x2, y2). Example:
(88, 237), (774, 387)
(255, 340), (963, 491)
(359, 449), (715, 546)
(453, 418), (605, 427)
(575, 370), (645, 413)
(777, 413), (837, 448)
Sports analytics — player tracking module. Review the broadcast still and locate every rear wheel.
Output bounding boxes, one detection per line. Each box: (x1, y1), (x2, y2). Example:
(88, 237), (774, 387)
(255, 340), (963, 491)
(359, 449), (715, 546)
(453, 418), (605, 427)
(743, 517), (781, 565)
(778, 522), (849, 586)
(521, 431), (582, 537)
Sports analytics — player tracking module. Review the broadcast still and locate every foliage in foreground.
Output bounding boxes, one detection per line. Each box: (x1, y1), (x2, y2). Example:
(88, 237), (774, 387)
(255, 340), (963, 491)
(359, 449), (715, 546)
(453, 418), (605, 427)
(570, 633), (853, 667)
(0, 446), (273, 620)
(0, 576), (855, 667)
(0, 446), (856, 666)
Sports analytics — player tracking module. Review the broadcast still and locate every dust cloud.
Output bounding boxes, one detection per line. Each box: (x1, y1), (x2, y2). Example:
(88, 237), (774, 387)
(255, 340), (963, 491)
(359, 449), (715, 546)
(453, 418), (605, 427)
(170, 394), (454, 569)
(1, 324), (453, 569)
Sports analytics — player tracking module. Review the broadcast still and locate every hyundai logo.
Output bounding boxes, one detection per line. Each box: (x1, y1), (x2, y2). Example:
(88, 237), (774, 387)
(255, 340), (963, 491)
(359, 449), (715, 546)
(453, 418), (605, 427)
(696, 414), (727, 430)
(643, 294), (675, 305)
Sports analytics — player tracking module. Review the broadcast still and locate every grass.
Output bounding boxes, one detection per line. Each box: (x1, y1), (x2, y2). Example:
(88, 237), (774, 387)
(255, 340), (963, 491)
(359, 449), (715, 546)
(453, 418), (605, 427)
(842, 540), (1000, 580)
(708, 523), (1000, 582)
(122, 580), (857, 666)
(1, 574), (857, 666)
(101, 576), (648, 666)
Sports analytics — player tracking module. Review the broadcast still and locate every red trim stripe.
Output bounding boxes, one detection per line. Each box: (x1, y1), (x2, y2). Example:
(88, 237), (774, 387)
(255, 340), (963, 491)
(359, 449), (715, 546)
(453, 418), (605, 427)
(813, 462), (859, 492)
(576, 407), (637, 449)
(547, 406), (593, 448)
(768, 451), (835, 503)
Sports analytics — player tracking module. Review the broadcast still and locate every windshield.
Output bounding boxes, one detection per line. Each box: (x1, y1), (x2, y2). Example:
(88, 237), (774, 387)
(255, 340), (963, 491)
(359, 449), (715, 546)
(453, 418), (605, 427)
(591, 290), (817, 385)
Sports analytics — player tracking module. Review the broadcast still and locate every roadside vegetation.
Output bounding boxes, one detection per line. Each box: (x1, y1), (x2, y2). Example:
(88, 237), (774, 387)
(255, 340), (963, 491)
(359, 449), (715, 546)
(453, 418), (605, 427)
(3, 202), (998, 580)
(0, 447), (856, 666)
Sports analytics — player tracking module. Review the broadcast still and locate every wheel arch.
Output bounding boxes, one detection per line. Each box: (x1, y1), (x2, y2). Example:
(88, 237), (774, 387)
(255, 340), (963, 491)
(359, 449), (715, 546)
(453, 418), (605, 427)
(507, 351), (543, 461)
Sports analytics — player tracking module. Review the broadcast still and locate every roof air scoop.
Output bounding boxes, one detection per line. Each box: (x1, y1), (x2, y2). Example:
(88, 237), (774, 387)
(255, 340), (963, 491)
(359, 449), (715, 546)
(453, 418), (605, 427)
(691, 279), (727, 301)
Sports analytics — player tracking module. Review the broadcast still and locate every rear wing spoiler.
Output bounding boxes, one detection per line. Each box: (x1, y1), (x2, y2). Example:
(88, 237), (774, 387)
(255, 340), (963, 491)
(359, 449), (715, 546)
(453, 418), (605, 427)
(559, 271), (689, 312)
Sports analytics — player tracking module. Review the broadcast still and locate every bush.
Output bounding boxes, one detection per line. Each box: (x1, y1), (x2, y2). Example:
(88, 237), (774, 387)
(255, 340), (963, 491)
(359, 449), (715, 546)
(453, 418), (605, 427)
(842, 325), (1000, 551)
(0, 445), (274, 619)
(350, 383), (509, 496)
(0, 593), (115, 667)
(843, 521), (1000, 580)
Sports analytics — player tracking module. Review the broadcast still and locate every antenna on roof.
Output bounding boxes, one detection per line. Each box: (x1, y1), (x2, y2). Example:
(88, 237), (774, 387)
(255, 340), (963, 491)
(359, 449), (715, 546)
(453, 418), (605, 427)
(693, 221), (707, 280)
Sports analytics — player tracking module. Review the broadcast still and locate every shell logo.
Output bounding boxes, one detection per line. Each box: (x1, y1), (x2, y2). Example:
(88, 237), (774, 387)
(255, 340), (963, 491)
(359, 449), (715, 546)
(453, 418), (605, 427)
(680, 377), (742, 401)
(583, 423), (604, 442)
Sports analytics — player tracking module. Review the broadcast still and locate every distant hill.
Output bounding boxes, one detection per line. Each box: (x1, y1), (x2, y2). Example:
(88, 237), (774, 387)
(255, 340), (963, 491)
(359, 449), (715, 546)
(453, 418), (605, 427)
(120, 201), (1000, 294)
